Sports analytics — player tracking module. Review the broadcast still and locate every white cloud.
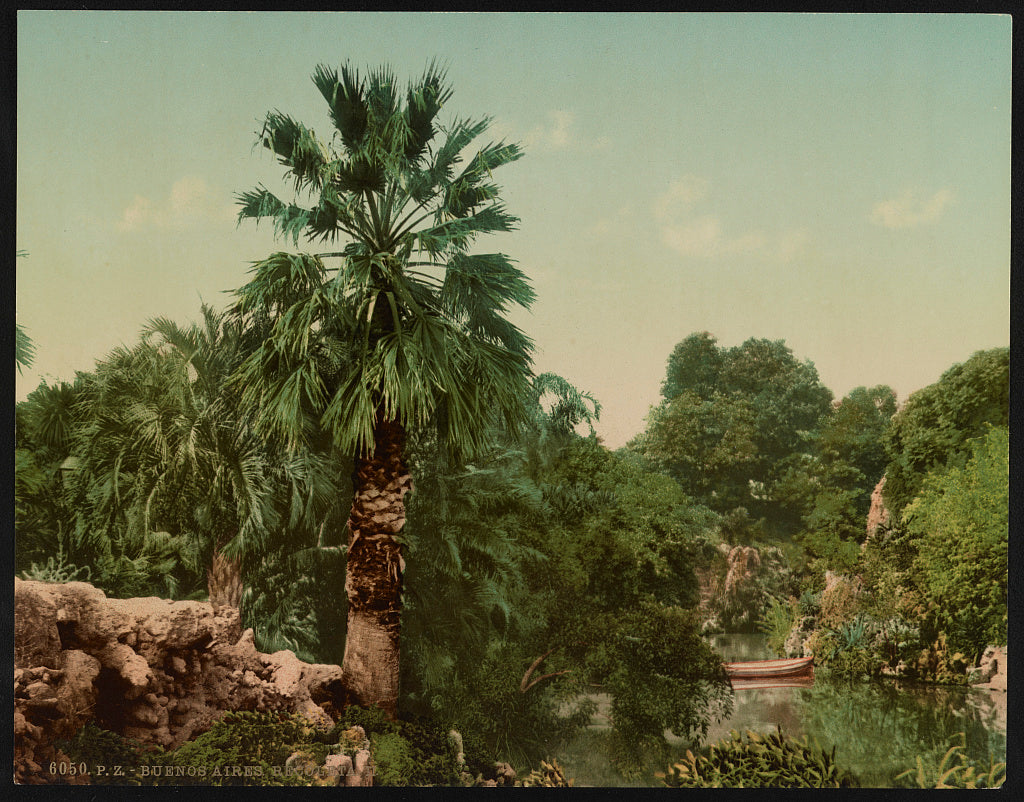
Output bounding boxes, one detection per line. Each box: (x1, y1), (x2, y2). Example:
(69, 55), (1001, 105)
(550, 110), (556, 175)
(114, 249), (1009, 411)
(586, 204), (635, 238)
(116, 176), (236, 232)
(655, 177), (809, 263)
(661, 215), (724, 257)
(654, 175), (710, 220)
(870, 188), (955, 229)
(547, 110), (573, 148)
(521, 109), (575, 151)
(507, 109), (609, 153)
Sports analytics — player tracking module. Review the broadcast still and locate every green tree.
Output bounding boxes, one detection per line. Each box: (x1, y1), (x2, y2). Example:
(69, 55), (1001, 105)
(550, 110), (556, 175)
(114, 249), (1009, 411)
(780, 385), (897, 571)
(638, 389), (758, 510)
(515, 436), (730, 771)
(816, 385), (897, 499)
(637, 333), (832, 531)
(883, 348), (1009, 516)
(15, 378), (94, 575)
(229, 62), (534, 717)
(660, 331), (723, 401)
(905, 426), (1008, 659)
(48, 307), (345, 629)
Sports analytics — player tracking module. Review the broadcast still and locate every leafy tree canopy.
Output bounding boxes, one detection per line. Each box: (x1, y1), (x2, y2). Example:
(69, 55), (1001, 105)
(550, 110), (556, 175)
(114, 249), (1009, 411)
(883, 347), (1008, 515)
(904, 425), (1008, 656)
(638, 333), (832, 527)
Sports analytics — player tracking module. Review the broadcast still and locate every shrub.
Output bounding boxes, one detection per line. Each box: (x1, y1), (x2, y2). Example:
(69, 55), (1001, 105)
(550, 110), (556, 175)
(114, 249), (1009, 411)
(657, 727), (858, 788)
(370, 732), (416, 787)
(797, 589), (821, 617)
(19, 554), (92, 584)
(56, 722), (156, 785)
(56, 712), (327, 786)
(817, 574), (861, 629)
(895, 732), (1004, 789)
(338, 706), (462, 786)
(757, 596), (795, 656)
(517, 758), (574, 786)
(159, 710), (324, 785)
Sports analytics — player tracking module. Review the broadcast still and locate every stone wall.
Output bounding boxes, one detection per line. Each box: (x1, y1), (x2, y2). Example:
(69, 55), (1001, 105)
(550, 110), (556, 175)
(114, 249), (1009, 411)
(14, 578), (355, 785)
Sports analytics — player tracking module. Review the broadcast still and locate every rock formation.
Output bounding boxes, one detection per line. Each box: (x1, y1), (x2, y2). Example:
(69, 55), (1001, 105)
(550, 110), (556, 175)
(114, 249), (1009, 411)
(14, 578), (355, 785)
(864, 476), (890, 543)
(968, 645), (1008, 692)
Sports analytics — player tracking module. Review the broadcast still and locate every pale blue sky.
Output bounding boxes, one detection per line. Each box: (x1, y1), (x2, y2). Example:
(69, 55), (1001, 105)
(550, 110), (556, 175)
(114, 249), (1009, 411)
(17, 11), (1010, 447)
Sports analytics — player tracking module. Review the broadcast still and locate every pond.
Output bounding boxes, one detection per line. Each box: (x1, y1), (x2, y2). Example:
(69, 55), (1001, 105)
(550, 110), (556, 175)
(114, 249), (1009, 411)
(557, 633), (1007, 788)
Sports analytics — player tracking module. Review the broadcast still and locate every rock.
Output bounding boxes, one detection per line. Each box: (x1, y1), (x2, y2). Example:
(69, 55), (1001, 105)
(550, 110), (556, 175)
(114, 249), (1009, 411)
(345, 749), (373, 787)
(818, 572), (862, 629)
(14, 578), (352, 785)
(784, 616), (816, 658)
(493, 761), (517, 785)
(971, 645), (1007, 692)
(864, 476), (890, 542)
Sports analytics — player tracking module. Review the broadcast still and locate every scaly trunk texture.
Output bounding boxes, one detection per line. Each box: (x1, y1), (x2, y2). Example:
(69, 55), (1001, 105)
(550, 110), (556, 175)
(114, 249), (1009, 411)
(341, 416), (413, 719)
(208, 548), (243, 610)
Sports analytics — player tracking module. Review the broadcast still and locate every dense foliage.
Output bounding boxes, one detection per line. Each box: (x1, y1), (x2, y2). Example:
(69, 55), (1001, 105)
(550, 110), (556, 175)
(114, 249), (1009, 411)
(895, 732), (1006, 789)
(637, 333), (833, 531)
(881, 347), (1009, 514)
(658, 726), (858, 788)
(904, 426), (1008, 658)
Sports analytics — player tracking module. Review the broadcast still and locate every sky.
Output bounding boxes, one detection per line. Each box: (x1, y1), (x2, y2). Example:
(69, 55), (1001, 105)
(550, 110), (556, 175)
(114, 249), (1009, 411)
(16, 11), (1011, 448)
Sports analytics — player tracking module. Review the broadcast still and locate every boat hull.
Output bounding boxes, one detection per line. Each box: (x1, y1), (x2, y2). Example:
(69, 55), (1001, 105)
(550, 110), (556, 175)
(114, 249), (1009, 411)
(722, 656), (814, 679)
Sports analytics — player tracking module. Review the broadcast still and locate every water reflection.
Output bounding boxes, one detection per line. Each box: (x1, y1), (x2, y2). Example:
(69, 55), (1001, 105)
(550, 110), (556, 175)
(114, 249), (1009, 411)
(704, 634), (1007, 787)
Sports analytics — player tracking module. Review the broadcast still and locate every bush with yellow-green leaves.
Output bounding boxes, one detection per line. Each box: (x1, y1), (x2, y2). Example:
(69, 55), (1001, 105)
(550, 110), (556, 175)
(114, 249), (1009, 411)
(657, 727), (858, 788)
(895, 732), (1004, 789)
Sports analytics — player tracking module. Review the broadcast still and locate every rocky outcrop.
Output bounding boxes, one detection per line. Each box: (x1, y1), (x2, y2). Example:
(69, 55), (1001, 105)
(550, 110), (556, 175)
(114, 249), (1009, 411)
(783, 616), (816, 659)
(864, 476), (890, 543)
(968, 645), (1008, 692)
(14, 578), (353, 785)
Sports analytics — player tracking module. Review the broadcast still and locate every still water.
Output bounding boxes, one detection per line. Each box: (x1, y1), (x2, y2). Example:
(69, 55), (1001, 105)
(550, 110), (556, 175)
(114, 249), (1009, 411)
(704, 634), (1006, 787)
(558, 633), (1006, 787)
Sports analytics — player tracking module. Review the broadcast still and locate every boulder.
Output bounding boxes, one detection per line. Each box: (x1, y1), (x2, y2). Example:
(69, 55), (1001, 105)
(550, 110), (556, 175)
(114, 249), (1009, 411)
(969, 645), (1007, 692)
(14, 578), (351, 785)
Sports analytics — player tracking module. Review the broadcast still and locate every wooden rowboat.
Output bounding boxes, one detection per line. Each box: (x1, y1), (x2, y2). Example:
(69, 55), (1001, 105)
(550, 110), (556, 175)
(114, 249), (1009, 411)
(722, 656), (814, 679)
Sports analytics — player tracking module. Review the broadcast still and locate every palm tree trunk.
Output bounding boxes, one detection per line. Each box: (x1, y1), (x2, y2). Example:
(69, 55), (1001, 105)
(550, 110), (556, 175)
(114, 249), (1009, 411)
(208, 547), (243, 610)
(341, 416), (412, 719)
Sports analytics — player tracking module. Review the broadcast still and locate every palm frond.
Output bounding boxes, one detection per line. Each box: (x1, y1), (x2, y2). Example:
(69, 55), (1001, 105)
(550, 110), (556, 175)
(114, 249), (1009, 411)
(235, 187), (316, 246)
(402, 59), (452, 163)
(16, 324), (36, 373)
(259, 110), (327, 193)
(312, 62), (368, 152)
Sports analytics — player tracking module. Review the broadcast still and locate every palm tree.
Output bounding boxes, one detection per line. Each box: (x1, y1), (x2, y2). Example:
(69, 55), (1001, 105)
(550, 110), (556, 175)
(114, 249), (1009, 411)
(142, 305), (345, 610)
(229, 61), (534, 716)
(16, 250), (35, 374)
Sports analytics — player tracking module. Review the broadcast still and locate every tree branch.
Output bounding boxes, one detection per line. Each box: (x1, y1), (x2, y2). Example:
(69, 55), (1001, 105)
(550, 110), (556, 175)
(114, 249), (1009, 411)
(519, 647), (572, 693)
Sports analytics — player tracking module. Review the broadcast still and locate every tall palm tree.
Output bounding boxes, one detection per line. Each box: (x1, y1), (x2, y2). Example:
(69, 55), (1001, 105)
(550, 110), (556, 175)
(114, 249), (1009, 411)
(229, 61), (534, 716)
